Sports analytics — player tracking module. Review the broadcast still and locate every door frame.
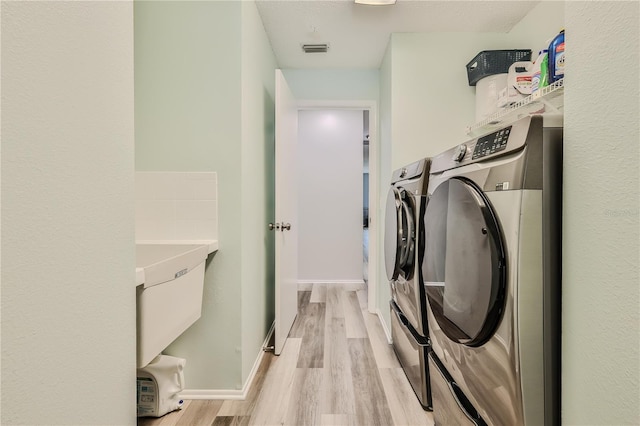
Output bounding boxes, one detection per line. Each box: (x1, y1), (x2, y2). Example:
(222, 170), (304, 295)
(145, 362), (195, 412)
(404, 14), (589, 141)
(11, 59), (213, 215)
(297, 99), (379, 314)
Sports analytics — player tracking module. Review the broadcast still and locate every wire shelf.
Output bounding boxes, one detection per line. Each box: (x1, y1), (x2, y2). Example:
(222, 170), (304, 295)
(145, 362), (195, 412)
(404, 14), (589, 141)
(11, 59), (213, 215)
(467, 78), (564, 137)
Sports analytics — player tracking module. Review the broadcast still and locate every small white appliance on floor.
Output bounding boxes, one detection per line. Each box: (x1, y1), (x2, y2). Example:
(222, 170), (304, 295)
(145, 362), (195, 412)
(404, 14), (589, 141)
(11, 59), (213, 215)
(137, 354), (185, 417)
(384, 158), (432, 410)
(423, 115), (562, 425)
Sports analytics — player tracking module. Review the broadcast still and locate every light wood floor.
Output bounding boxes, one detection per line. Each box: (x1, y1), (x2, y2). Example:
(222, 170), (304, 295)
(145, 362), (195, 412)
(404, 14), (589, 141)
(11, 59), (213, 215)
(139, 284), (434, 426)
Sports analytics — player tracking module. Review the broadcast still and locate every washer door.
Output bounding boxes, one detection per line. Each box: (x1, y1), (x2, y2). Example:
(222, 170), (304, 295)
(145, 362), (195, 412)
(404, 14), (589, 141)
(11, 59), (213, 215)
(384, 186), (415, 281)
(423, 177), (506, 347)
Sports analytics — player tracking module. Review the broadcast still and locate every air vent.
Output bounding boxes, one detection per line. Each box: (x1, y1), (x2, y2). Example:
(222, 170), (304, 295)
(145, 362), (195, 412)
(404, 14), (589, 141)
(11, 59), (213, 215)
(302, 44), (329, 53)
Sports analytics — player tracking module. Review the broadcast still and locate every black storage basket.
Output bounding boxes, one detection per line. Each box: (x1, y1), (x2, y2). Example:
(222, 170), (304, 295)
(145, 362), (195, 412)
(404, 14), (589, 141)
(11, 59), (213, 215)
(466, 49), (532, 86)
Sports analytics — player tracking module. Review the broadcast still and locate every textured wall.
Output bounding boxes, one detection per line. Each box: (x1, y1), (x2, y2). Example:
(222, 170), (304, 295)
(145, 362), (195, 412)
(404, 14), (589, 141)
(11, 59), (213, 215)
(563, 2), (640, 424)
(1, 1), (136, 424)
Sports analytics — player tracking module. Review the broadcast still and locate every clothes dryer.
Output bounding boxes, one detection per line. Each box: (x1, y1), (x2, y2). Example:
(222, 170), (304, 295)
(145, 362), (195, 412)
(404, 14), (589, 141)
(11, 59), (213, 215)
(422, 116), (562, 425)
(384, 158), (432, 409)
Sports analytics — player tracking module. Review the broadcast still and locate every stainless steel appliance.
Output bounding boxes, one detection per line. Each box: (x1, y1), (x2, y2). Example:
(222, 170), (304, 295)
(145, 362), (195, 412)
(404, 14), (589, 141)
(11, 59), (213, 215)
(423, 115), (562, 425)
(384, 158), (432, 410)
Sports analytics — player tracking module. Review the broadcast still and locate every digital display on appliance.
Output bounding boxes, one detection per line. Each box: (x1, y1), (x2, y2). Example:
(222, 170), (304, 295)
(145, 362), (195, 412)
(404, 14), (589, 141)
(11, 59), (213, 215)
(472, 126), (512, 160)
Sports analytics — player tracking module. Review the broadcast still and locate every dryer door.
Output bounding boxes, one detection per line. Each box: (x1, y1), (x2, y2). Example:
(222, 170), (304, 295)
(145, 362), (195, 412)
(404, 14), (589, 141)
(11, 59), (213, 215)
(423, 177), (506, 347)
(384, 186), (415, 281)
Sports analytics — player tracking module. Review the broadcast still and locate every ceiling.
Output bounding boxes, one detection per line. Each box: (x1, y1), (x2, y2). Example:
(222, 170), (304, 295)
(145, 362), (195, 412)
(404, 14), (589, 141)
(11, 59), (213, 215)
(255, 0), (540, 69)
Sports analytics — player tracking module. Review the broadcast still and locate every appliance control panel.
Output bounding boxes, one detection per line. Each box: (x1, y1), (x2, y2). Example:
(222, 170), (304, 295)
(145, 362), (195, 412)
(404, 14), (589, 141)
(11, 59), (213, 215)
(429, 116), (536, 175)
(472, 126), (512, 160)
(390, 158), (429, 183)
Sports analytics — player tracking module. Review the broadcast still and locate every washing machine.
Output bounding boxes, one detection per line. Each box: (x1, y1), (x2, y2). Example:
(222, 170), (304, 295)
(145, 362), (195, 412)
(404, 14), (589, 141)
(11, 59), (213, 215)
(422, 115), (562, 425)
(384, 158), (432, 410)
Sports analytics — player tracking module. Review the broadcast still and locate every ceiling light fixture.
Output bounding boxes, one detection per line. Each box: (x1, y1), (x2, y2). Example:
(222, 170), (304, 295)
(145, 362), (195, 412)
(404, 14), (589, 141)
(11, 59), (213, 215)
(354, 0), (396, 5)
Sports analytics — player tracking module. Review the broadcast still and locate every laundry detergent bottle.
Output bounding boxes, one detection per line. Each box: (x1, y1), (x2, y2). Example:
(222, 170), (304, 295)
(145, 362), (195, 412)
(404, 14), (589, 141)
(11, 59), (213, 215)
(548, 30), (565, 83)
(531, 49), (549, 94)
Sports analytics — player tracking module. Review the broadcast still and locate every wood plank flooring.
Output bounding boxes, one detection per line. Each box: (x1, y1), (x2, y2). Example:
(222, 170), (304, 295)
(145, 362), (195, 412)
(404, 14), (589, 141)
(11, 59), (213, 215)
(138, 284), (434, 426)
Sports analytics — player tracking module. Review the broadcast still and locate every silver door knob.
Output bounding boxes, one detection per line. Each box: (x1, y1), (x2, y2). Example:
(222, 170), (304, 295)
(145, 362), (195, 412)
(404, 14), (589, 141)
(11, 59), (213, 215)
(268, 222), (280, 231)
(281, 223), (291, 231)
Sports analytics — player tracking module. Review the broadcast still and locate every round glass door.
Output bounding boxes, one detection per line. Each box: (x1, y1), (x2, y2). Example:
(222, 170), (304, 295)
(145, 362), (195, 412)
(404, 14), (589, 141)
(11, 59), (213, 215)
(384, 187), (415, 281)
(422, 177), (506, 347)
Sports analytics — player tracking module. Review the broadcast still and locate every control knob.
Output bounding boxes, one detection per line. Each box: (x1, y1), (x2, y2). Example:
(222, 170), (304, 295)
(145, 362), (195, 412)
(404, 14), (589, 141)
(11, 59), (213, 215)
(452, 144), (467, 162)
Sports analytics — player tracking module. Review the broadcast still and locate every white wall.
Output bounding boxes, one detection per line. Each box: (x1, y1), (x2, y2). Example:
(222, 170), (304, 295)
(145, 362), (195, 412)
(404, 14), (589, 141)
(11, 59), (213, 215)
(1, 2), (136, 424)
(278, 69), (380, 305)
(135, 172), (218, 242)
(563, 2), (639, 424)
(298, 110), (364, 283)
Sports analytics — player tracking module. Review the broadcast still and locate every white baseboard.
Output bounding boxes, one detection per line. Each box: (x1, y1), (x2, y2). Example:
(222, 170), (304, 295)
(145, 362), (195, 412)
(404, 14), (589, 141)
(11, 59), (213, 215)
(298, 282), (314, 291)
(298, 279), (365, 285)
(179, 321), (275, 400)
(376, 308), (393, 345)
(298, 280), (366, 291)
(179, 388), (245, 400)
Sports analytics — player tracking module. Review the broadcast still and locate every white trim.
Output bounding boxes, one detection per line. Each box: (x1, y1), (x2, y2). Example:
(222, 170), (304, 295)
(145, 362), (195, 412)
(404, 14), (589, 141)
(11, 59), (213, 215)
(179, 388), (244, 400)
(298, 282), (314, 291)
(366, 105), (379, 315)
(297, 100), (377, 110)
(376, 308), (393, 344)
(179, 321), (275, 400)
(297, 279), (365, 285)
(294, 99), (379, 316)
(298, 281), (366, 292)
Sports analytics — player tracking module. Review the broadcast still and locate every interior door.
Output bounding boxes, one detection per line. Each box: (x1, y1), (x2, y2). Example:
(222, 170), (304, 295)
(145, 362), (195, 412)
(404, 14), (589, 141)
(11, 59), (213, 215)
(273, 69), (298, 355)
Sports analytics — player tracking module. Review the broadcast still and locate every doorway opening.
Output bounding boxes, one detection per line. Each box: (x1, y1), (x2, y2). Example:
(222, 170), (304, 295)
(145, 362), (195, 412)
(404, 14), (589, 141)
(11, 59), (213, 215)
(296, 101), (379, 313)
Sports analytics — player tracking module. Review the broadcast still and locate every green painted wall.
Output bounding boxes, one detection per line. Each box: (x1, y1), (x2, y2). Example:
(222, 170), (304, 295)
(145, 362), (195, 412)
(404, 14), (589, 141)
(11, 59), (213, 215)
(135, 0), (276, 391)
(282, 69), (380, 101)
(239, 1), (278, 386)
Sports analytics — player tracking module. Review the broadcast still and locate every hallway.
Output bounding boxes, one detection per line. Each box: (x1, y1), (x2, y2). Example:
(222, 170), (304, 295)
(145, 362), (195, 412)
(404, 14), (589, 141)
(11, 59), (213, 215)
(139, 284), (434, 426)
